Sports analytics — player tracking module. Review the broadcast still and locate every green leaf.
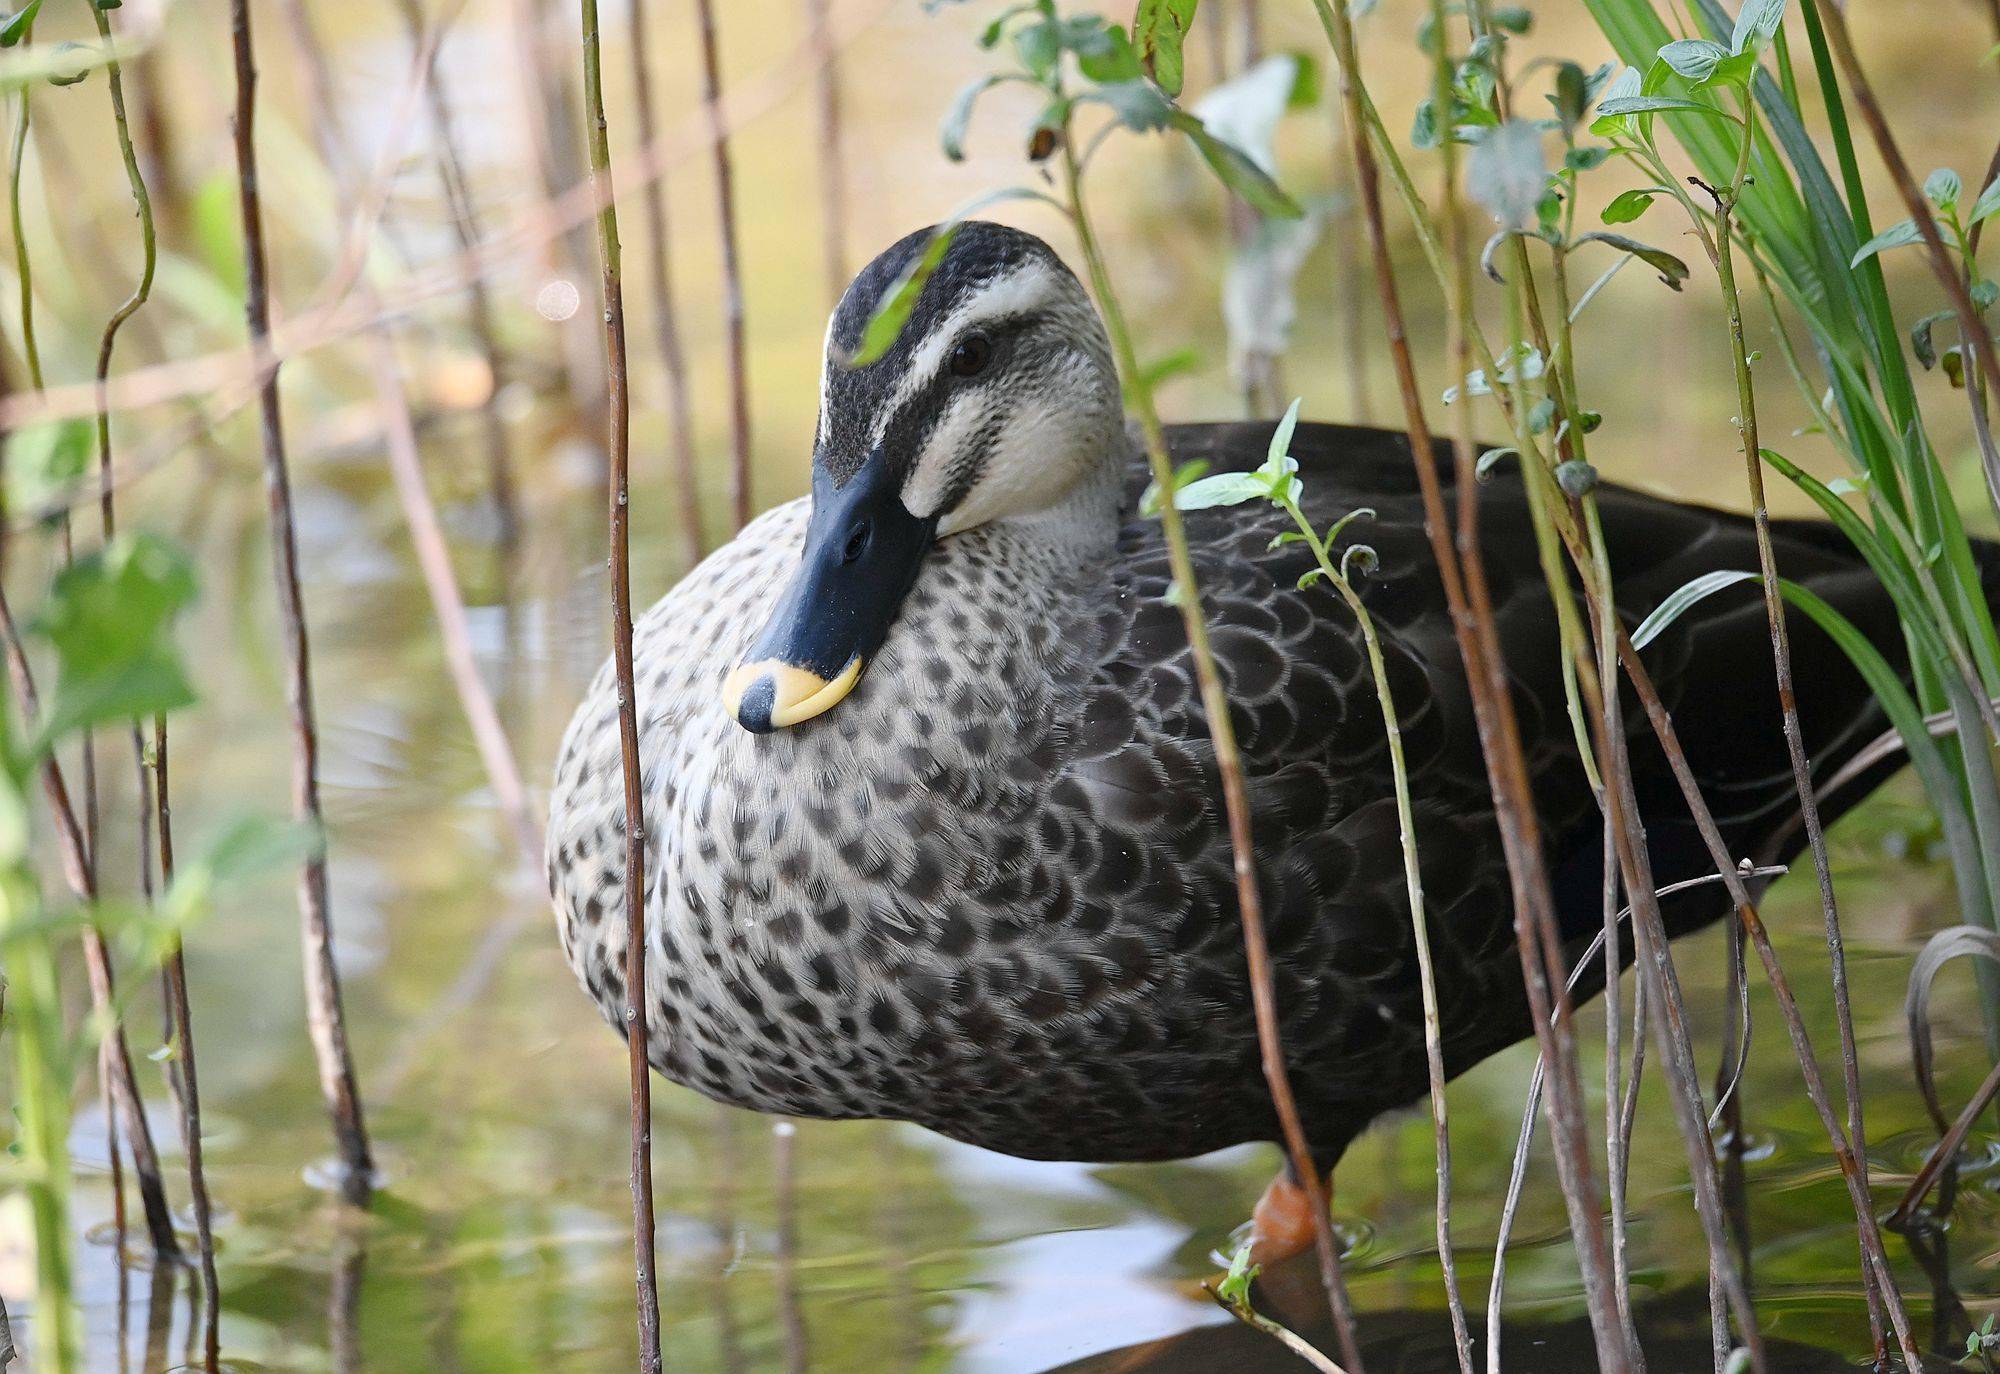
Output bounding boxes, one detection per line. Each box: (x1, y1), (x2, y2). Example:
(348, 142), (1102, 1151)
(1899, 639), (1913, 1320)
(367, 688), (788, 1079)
(198, 813), (324, 885)
(1466, 118), (1547, 229)
(29, 532), (198, 747)
(1703, 50), (1759, 88)
(1475, 446), (1518, 480)
(1086, 79), (1172, 131)
(1172, 472), (1268, 510)
(45, 40), (88, 86)
(0, 0), (42, 47)
(1574, 231), (1690, 289)
(1411, 98), (1440, 150)
(1068, 18), (1142, 83)
(1136, 346), (1201, 391)
(848, 223), (959, 366)
(1264, 397), (1303, 472)
(1552, 60), (1589, 128)
(1565, 145), (1612, 171)
(1133, 0), (1197, 97)
(1601, 187), (1657, 224)
(1848, 217), (1923, 268)
(1729, 0), (1785, 56)
(1967, 174), (2000, 225)
(1633, 569), (1757, 648)
(1923, 167), (1961, 214)
(1013, 18), (1060, 79)
(1910, 308), (1954, 370)
(1658, 38), (1728, 83)
(1166, 109), (1301, 218)
(1588, 65), (1641, 134)
(941, 76), (999, 161)
(1593, 94), (1740, 123)
(6, 418), (92, 522)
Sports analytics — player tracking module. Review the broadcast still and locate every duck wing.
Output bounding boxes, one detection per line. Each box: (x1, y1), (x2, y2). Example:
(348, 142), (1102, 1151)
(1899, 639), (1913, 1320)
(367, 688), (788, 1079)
(1088, 420), (1953, 1159)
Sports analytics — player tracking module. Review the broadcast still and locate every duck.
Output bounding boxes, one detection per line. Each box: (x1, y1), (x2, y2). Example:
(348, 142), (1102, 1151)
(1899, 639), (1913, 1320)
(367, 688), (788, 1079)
(547, 220), (1982, 1262)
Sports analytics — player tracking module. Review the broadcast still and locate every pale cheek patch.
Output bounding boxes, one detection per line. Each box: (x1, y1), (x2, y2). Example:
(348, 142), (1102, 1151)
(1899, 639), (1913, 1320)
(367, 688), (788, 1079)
(901, 393), (992, 521)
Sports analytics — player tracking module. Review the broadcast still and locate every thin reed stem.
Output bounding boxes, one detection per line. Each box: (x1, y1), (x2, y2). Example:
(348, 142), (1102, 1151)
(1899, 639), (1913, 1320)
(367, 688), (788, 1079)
(1697, 102), (1890, 1354)
(1280, 494), (1472, 1371)
(627, 0), (704, 561)
(1059, 133), (1366, 1374)
(91, 0), (221, 1329)
(577, 0), (664, 1367)
(694, 0), (754, 531)
(228, 0), (375, 1205)
(1310, 1), (1630, 1364)
(153, 721), (220, 1369)
(392, 0), (520, 550)
(805, 0), (846, 306)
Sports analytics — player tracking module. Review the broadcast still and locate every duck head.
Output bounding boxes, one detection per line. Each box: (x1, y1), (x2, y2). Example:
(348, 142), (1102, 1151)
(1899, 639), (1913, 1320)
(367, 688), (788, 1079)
(722, 221), (1120, 733)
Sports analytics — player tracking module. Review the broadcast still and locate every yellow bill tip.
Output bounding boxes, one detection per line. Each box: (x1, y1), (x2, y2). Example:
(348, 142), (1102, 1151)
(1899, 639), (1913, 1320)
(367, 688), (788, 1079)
(722, 656), (864, 732)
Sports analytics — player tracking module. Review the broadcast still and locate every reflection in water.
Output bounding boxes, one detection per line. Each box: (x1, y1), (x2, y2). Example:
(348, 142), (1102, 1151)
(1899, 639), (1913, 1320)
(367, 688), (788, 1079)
(772, 1122), (809, 1374)
(1045, 1286), (1887, 1374)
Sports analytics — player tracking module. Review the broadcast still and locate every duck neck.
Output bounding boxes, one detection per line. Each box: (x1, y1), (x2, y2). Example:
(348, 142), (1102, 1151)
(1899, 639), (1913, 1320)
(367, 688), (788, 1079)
(982, 431), (1128, 565)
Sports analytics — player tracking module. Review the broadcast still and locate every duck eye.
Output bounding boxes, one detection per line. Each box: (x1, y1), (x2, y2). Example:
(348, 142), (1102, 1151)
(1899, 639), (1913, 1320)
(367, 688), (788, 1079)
(842, 519), (873, 564)
(948, 333), (993, 378)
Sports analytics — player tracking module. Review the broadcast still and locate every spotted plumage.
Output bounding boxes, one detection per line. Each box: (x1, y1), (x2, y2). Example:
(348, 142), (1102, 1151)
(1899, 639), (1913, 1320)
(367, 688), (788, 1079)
(548, 222), (1993, 1168)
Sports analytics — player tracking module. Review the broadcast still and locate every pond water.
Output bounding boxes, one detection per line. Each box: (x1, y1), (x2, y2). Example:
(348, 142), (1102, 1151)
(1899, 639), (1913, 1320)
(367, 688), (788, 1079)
(0, 1), (1997, 1369)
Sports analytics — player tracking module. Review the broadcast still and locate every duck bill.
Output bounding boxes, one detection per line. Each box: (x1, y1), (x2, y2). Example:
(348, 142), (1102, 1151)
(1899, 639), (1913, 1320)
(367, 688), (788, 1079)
(722, 456), (937, 733)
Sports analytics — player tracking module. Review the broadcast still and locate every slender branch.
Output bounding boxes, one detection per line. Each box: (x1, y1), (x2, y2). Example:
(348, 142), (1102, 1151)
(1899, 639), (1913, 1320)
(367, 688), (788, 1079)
(694, 0), (754, 531)
(1309, 2), (1630, 1364)
(1702, 104), (1888, 1351)
(627, 0), (704, 560)
(91, 0), (220, 1323)
(228, 0), (375, 1204)
(578, 0), (663, 1367)
(8, 37), (183, 1262)
(1059, 135), (1366, 1374)
(154, 720), (221, 1370)
(1283, 496), (1472, 1371)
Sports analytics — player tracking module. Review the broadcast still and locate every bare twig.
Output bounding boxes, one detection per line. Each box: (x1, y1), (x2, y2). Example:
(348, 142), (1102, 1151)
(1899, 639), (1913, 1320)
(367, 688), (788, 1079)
(154, 720), (221, 1369)
(577, 0), (663, 1366)
(694, 0), (754, 530)
(627, 0), (704, 560)
(229, 0), (375, 1204)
